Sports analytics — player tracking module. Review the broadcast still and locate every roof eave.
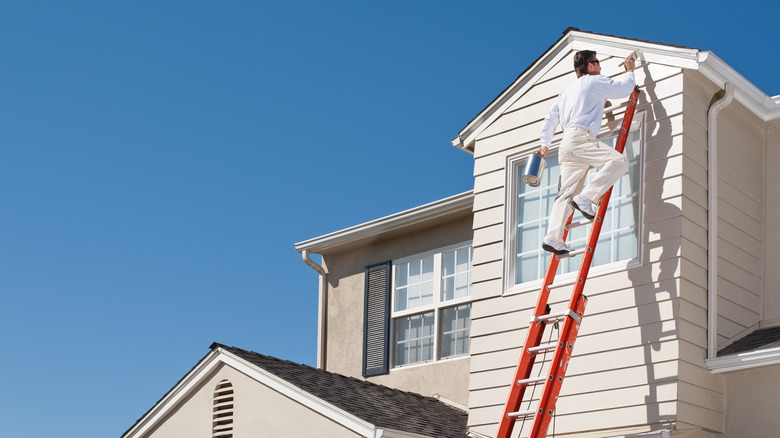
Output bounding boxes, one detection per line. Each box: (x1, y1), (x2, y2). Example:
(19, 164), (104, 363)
(452, 30), (780, 152)
(697, 51), (780, 122)
(705, 345), (780, 373)
(294, 191), (474, 254)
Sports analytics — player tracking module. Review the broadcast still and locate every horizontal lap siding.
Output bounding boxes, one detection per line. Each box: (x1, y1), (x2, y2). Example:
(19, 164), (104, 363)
(677, 71), (750, 434)
(714, 107), (764, 345)
(467, 57), (688, 436)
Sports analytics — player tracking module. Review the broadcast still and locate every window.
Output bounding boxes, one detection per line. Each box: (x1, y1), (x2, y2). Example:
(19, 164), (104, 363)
(506, 120), (644, 290)
(391, 243), (472, 367)
(212, 379), (234, 438)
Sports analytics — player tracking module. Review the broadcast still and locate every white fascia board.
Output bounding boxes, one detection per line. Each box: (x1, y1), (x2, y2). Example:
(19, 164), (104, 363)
(452, 30), (701, 152)
(375, 428), (432, 438)
(122, 349), (225, 438)
(705, 346), (780, 373)
(571, 32), (700, 69)
(217, 349), (376, 437)
(608, 431), (672, 438)
(452, 34), (574, 151)
(697, 51), (780, 122)
(122, 348), (377, 438)
(294, 191), (473, 254)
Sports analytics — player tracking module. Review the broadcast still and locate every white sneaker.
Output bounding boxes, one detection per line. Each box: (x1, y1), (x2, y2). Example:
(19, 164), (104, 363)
(542, 240), (573, 255)
(570, 194), (596, 220)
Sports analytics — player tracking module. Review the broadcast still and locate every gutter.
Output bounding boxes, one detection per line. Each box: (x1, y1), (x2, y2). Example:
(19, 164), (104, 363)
(707, 82), (735, 360)
(302, 249), (328, 369)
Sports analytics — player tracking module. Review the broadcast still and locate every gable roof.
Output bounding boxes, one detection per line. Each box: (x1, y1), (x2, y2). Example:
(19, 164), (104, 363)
(451, 27), (780, 153)
(123, 343), (468, 438)
(215, 343), (468, 438)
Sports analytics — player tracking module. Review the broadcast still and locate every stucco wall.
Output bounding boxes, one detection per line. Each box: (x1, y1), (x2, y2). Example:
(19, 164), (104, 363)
(144, 363), (362, 438)
(321, 212), (474, 405)
(723, 364), (780, 438)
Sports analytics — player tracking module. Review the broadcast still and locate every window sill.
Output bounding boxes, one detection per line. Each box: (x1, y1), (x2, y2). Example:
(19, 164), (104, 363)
(390, 354), (470, 372)
(503, 257), (640, 297)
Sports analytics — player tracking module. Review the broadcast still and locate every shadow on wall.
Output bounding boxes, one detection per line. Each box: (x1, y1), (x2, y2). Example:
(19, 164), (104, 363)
(626, 63), (680, 428)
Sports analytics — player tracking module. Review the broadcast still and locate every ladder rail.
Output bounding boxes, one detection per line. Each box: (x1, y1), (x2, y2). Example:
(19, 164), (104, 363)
(496, 86), (641, 438)
(496, 213), (575, 438)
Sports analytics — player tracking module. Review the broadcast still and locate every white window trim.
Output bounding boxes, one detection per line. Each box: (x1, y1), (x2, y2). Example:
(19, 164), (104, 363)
(503, 111), (647, 296)
(390, 241), (473, 368)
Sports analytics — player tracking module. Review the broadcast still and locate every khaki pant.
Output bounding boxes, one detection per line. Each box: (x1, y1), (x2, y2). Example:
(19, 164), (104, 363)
(544, 126), (629, 244)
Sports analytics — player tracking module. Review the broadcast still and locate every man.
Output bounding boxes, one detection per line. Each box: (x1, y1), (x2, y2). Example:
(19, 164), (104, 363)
(536, 50), (637, 256)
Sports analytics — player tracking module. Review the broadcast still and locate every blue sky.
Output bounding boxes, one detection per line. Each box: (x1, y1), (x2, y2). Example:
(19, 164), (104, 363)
(1, 1), (777, 437)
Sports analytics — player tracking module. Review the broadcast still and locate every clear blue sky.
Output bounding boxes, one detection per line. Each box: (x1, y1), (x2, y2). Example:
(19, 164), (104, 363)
(1, 1), (777, 437)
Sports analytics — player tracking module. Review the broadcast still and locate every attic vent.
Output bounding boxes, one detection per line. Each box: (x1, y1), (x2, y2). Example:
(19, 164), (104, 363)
(212, 379), (234, 438)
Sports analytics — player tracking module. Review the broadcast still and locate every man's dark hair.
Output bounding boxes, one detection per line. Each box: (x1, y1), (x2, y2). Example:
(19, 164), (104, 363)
(574, 50), (597, 78)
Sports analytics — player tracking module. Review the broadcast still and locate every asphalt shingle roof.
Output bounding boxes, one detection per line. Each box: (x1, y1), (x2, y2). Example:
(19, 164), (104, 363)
(718, 326), (780, 356)
(213, 343), (469, 438)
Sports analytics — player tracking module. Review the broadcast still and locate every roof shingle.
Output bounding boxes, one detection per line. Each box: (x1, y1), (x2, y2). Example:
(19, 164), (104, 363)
(213, 343), (469, 438)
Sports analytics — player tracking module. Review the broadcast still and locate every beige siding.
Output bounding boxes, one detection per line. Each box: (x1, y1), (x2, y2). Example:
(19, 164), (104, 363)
(715, 104), (765, 343)
(683, 71), (766, 351)
(467, 49), (690, 437)
(764, 125), (780, 325)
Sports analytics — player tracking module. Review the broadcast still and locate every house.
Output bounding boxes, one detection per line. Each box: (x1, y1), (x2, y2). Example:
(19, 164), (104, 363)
(122, 28), (780, 438)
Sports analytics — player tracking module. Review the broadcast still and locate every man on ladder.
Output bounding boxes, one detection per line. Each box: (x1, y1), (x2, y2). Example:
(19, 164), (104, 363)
(536, 50), (637, 256)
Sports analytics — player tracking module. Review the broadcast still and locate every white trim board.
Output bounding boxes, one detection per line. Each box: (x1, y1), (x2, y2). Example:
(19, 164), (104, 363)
(452, 29), (780, 152)
(294, 191), (473, 254)
(121, 347), (378, 438)
(706, 346), (780, 373)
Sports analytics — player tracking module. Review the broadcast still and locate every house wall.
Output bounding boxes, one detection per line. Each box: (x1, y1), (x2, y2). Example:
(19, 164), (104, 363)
(466, 51), (710, 437)
(321, 212), (474, 406)
(722, 363), (780, 438)
(763, 124), (780, 327)
(143, 363), (361, 438)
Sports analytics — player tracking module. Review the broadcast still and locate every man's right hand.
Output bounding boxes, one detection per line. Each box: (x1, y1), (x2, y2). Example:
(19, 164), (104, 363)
(536, 146), (548, 158)
(623, 53), (636, 72)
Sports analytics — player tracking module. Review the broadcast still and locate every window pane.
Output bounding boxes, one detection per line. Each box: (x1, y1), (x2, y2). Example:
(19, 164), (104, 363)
(395, 256), (435, 311)
(513, 127), (642, 285)
(394, 312), (434, 366)
(440, 304), (471, 359)
(441, 246), (472, 302)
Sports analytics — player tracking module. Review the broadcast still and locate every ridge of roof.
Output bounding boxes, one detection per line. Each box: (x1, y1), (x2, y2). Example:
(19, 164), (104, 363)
(212, 343), (469, 438)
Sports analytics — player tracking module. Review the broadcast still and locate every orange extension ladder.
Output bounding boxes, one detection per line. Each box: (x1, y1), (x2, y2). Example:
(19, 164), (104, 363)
(496, 86), (641, 438)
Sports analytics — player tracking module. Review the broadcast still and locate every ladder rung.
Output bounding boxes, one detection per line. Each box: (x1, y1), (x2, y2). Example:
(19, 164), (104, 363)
(556, 248), (585, 259)
(517, 376), (547, 386)
(530, 309), (582, 324)
(507, 409), (537, 419)
(528, 342), (558, 354)
(565, 219), (592, 230)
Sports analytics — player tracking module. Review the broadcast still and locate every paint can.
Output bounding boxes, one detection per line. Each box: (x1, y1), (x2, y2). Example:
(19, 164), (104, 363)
(521, 154), (546, 187)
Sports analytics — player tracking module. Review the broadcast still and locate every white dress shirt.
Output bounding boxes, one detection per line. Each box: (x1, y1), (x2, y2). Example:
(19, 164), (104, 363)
(540, 72), (635, 147)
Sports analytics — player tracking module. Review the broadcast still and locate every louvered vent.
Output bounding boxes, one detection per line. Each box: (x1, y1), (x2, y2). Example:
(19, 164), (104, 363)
(212, 379), (234, 438)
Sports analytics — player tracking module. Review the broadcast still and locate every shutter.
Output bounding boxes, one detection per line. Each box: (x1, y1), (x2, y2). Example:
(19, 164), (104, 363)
(363, 261), (391, 377)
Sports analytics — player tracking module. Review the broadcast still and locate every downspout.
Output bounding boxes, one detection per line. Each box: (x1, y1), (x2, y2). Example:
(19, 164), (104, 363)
(302, 249), (328, 369)
(707, 82), (735, 360)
